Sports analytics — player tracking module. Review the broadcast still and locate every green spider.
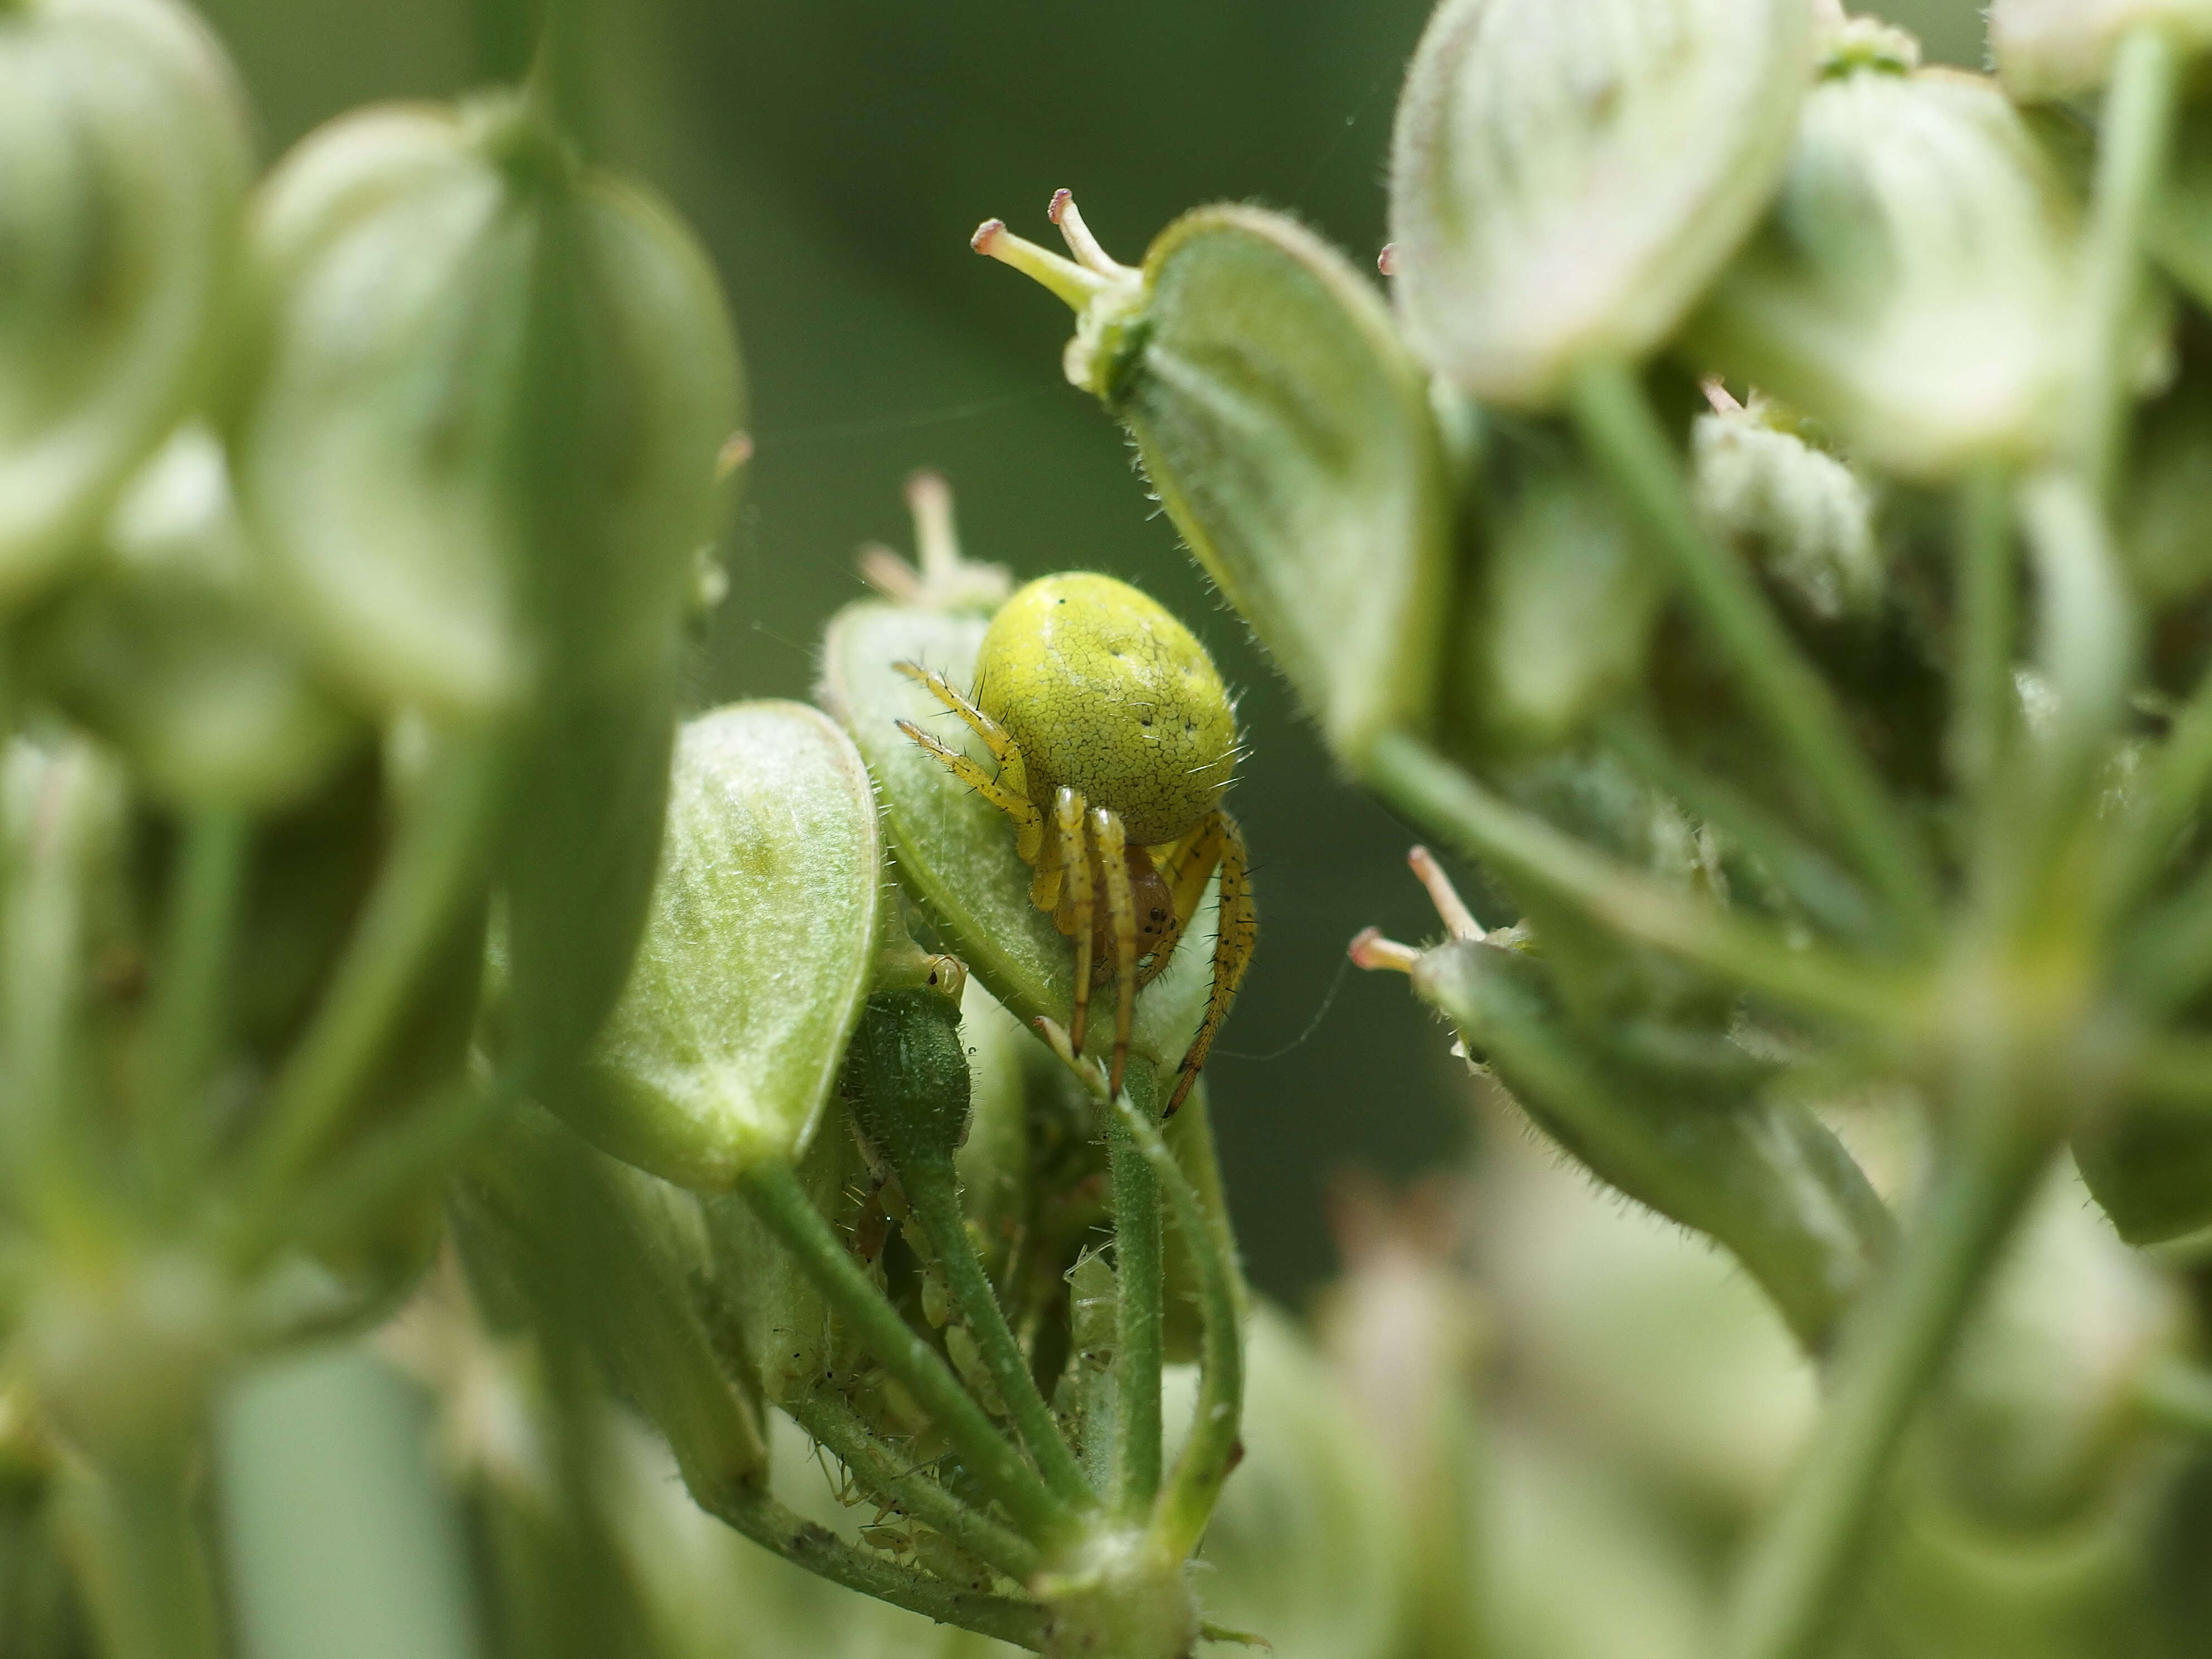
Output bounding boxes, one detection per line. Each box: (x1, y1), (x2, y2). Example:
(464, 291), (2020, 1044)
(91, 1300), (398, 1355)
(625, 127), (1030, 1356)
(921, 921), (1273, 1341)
(895, 570), (1255, 1113)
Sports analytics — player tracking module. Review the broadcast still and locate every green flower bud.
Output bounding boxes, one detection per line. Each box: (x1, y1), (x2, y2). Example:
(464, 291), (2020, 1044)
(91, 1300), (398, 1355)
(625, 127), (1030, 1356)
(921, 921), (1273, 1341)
(1386, 0), (1812, 407)
(233, 93), (740, 719)
(973, 198), (1454, 760)
(843, 988), (972, 1179)
(2073, 1094), (2212, 1242)
(1692, 392), (1882, 623)
(1931, 1163), (2190, 1532)
(550, 701), (881, 1187)
(820, 602), (1213, 1086)
(22, 1249), (229, 1460)
(1992, 0), (2212, 100)
(0, 0), (249, 608)
(18, 425), (359, 809)
(1689, 57), (2084, 481)
(1462, 426), (1664, 749)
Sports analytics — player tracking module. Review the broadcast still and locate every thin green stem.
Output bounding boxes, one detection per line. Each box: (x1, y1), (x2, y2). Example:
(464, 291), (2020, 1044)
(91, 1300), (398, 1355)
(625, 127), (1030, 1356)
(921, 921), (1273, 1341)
(1949, 464), (2015, 817)
(782, 1389), (1044, 1583)
(738, 1161), (1076, 1545)
(61, 1455), (222, 1659)
(1113, 1094), (1244, 1563)
(1569, 360), (1938, 930)
(1719, 1109), (2055, 1659)
(1106, 1105), (1165, 1525)
(2078, 24), (2182, 501)
(2136, 1355), (2212, 1437)
(903, 1163), (1096, 1511)
(1602, 714), (1877, 941)
(144, 809), (248, 1217)
(690, 1476), (1050, 1651)
(242, 731), (502, 1212)
(1362, 731), (1907, 1032)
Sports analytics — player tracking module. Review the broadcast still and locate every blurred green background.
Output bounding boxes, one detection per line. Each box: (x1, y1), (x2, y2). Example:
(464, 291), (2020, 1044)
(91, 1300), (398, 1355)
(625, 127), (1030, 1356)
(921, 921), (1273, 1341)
(192, 0), (1986, 1301)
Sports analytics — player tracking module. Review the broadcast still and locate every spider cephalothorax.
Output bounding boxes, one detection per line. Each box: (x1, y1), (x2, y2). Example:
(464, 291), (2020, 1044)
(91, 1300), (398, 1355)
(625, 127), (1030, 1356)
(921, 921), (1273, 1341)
(896, 571), (1254, 1110)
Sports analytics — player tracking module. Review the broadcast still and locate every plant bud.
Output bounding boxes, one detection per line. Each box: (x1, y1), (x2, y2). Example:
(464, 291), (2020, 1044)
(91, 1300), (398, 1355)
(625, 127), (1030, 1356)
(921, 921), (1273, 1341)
(973, 199), (1453, 760)
(1992, 0), (2212, 100)
(0, 0), (250, 609)
(1692, 395), (1882, 623)
(843, 988), (973, 1178)
(2073, 1094), (2212, 1242)
(1689, 55), (2084, 481)
(18, 426), (359, 809)
(820, 602), (1212, 1080)
(23, 1249), (230, 1461)
(232, 93), (739, 719)
(1386, 0), (1811, 407)
(551, 702), (881, 1188)
(1462, 428), (1665, 749)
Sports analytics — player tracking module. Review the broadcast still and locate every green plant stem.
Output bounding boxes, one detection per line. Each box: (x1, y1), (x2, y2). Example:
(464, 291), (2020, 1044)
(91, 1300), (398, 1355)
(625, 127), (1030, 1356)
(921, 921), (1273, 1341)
(1362, 731), (1904, 1031)
(783, 1389), (1045, 1583)
(1569, 359), (1937, 930)
(243, 731), (502, 1212)
(62, 1455), (222, 1659)
(2016, 473), (2138, 808)
(738, 1160), (1076, 1545)
(1602, 714), (1876, 940)
(1719, 1109), (2055, 1659)
(2136, 1355), (2212, 1437)
(2079, 24), (2182, 501)
(690, 1476), (1051, 1651)
(903, 1162), (1097, 1511)
(1949, 464), (2015, 816)
(1113, 1093), (1244, 1562)
(1106, 1104), (1165, 1525)
(144, 809), (248, 1217)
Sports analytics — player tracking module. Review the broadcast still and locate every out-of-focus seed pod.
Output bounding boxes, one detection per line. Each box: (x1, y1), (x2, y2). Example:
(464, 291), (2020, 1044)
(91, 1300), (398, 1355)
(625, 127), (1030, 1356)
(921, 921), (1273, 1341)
(953, 975), (1031, 1283)
(973, 202), (1453, 761)
(232, 92), (739, 720)
(1992, 0), (2212, 100)
(1931, 1162), (2191, 1532)
(1462, 428), (1663, 750)
(1168, 1306), (1413, 1659)
(553, 702), (880, 1189)
(1692, 395), (1882, 624)
(1386, 0), (1811, 408)
(2073, 1094), (2212, 1243)
(1689, 50), (2084, 481)
(0, 0), (250, 608)
(2149, 100), (2212, 313)
(820, 603), (1212, 1084)
(18, 426), (359, 809)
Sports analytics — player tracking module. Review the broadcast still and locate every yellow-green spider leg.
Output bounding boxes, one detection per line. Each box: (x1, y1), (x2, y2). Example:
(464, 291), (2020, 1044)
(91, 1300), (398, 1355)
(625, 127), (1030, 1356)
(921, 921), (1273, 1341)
(894, 661), (1043, 861)
(1092, 806), (1140, 1100)
(1056, 787), (1096, 1050)
(1167, 810), (1254, 1117)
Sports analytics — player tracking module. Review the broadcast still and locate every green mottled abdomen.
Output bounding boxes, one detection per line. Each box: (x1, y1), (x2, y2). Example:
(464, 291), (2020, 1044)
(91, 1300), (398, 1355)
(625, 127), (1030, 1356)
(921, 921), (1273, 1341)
(973, 573), (1237, 847)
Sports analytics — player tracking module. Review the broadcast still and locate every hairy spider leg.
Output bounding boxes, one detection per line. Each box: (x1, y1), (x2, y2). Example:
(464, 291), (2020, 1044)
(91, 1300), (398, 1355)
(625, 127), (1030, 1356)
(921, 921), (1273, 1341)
(1133, 819), (1224, 989)
(1166, 809), (1254, 1117)
(1055, 787), (1096, 1049)
(1091, 806), (1140, 1098)
(894, 662), (1043, 861)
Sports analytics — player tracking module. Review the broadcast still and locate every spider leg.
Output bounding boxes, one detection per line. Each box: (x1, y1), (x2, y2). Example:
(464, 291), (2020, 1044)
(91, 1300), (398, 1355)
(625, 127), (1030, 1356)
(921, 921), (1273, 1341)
(1166, 810), (1254, 1117)
(1056, 788), (1096, 1050)
(1091, 807), (1139, 1099)
(1133, 821), (1220, 988)
(894, 662), (1042, 861)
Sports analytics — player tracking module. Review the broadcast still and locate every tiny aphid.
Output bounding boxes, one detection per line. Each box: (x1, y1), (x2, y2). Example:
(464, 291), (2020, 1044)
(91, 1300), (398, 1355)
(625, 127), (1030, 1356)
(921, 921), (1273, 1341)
(891, 549), (1254, 1114)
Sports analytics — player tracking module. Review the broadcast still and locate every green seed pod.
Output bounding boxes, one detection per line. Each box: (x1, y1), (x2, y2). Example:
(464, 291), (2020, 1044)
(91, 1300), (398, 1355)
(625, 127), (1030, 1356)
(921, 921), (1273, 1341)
(1409, 935), (1892, 1352)
(953, 975), (1030, 1279)
(1689, 53), (2084, 481)
(843, 988), (972, 1180)
(0, 0), (250, 609)
(2073, 1094), (2212, 1243)
(551, 702), (881, 1189)
(1992, 0), (2212, 100)
(1462, 425), (1663, 750)
(1386, 0), (1811, 408)
(2149, 100), (2212, 314)
(974, 201), (1453, 761)
(821, 602), (1213, 1085)
(1691, 397), (1881, 624)
(18, 426), (360, 809)
(232, 92), (740, 719)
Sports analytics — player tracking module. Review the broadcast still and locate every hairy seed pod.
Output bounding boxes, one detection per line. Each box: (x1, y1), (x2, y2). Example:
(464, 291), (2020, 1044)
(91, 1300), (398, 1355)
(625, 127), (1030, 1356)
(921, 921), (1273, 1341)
(843, 988), (973, 1180)
(1386, 0), (1811, 408)
(1691, 399), (1881, 624)
(1992, 0), (2212, 100)
(1689, 54), (2084, 481)
(0, 0), (249, 608)
(558, 702), (881, 1187)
